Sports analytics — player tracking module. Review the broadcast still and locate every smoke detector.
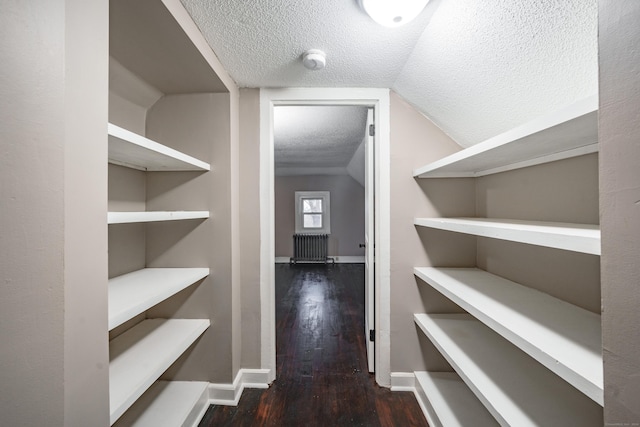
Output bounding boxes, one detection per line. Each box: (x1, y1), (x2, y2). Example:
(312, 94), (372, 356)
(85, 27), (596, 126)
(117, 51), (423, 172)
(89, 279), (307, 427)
(302, 49), (326, 71)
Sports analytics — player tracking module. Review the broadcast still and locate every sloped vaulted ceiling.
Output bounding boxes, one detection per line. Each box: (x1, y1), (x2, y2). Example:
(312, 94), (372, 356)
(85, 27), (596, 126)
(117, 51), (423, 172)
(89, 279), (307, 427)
(393, 0), (598, 147)
(273, 106), (368, 175)
(181, 0), (598, 148)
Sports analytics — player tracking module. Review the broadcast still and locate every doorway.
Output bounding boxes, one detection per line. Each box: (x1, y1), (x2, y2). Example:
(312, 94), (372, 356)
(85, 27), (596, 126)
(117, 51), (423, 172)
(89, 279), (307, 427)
(272, 104), (373, 373)
(259, 88), (391, 386)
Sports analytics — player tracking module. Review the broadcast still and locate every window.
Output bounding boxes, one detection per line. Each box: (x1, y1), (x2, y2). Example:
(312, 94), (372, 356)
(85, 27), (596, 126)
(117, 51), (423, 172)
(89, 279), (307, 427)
(295, 191), (330, 234)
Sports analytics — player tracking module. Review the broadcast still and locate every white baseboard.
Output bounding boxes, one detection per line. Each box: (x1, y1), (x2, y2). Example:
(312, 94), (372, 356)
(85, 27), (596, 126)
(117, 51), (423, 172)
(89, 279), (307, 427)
(207, 368), (271, 406)
(275, 256), (365, 264)
(196, 370), (417, 425)
(412, 373), (434, 427)
(390, 372), (416, 392)
(188, 386), (211, 427)
(187, 370), (416, 427)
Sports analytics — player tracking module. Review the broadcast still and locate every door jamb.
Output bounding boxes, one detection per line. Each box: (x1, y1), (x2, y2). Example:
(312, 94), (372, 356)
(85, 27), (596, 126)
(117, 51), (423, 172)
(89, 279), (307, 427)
(259, 88), (391, 386)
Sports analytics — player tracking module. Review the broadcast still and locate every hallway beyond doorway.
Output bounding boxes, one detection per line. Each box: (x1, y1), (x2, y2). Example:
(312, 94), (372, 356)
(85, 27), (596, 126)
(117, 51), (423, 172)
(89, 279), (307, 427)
(199, 264), (426, 426)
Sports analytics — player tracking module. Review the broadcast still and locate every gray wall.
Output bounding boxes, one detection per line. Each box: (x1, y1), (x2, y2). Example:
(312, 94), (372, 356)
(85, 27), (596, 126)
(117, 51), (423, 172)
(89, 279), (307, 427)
(1, 1), (109, 425)
(389, 92), (476, 372)
(146, 93), (235, 383)
(64, 1), (110, 425)
(1, 3), (66, 423)
(239, 88), (262, 368)
(599, 0), (640, 422)
(275, 174), (365, 259)
(476, 154), (600, 314)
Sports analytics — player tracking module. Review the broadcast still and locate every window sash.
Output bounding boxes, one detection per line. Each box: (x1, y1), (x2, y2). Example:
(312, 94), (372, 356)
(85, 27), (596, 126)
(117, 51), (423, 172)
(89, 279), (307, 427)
(302, 198), (323, 214)
(303, 213), (323, 228)
(295, 191), (330, 234)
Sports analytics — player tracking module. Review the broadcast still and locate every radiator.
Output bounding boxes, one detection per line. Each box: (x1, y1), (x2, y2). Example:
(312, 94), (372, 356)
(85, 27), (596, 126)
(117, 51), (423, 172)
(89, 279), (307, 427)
(290, 234), (335, 264)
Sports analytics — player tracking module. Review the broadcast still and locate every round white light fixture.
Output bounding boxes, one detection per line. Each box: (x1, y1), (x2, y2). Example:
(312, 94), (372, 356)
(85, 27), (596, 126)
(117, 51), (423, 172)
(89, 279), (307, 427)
(302, 49), (326, 71)
(359, 0), (429, 27)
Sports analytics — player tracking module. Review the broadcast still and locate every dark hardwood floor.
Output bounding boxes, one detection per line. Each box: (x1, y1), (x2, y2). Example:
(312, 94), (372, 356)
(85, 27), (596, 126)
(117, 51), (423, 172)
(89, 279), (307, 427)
(198, 264), (428, 427)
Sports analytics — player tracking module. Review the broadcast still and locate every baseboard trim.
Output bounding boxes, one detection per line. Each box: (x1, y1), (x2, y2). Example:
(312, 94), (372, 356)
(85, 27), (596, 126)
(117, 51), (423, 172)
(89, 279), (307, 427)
(412, 373), (434, 427)
(275, 256), (365, 264)
(207, 368), (271, 406)
(390, 372), (416, 392)
(188, 386), (211, 427)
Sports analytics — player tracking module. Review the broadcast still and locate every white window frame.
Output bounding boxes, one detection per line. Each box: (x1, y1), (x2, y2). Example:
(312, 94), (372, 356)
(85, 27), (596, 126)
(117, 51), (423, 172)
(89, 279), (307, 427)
(295, 191), (330, 234)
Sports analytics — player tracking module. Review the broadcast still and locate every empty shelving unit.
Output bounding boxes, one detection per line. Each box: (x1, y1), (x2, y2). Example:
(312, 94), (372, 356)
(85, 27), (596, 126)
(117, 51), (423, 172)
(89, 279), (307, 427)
(412, 95), (598, 179)
(107, 121), (213, 425)
(108, 268), (210, 331)
(413, 267), (602, 404)
(109, 319), (210, 424)
(413, 218), (600, 255)
(106, 0), (237, 425)
(411, 96), (603, 425)
(414, 314), (601, 426)
(414, 371), (498, 427)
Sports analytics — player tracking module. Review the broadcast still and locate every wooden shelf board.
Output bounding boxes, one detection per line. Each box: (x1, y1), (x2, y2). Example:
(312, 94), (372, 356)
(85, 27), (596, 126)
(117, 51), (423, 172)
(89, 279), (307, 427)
(112, 381), (209, 427)
(109, 319), (210, 425)
(413, 95), (598, 178)
(414, 313), (602, 426)
(108, 211), (209, 224)
(109, 268), (210, 331)
(414, 217), (600, 255)
(414, 371), (498, 427)
(415, 267), (603, 405)
(108, 123), (210, 172)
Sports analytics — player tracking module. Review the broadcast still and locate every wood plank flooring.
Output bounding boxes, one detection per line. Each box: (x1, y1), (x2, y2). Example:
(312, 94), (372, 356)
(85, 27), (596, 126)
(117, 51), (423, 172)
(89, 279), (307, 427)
(198, 264), (428, 427)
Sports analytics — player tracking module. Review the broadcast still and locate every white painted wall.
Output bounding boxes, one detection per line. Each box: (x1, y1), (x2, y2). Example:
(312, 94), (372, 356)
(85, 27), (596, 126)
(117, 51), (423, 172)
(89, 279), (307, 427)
(599, 0), (640, 422)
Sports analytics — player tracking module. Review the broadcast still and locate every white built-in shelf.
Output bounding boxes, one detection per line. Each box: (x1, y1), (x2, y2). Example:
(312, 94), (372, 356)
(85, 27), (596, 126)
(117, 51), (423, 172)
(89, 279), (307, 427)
(108, 123), (210, 172)
(108, 268), (210, 331)
(414, 217), (600, 255)
(413, 95), (598, 178)
(414, 313), (602, 426)
(112, 381), (209, 427)
(109, 318), (210, 425)
(108, 211), (210, 224)
(414, 371), (498, 427)
(414, 267), (603, 405)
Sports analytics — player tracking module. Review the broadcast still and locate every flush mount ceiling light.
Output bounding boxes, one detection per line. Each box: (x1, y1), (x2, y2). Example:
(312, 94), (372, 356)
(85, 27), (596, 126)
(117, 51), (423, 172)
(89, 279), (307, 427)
(359, 0), (430, 27)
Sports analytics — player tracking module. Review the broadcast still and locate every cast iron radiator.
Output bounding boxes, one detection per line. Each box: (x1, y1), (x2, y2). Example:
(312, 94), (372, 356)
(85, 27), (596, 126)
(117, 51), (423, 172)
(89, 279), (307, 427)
(290, 234), (335, 264)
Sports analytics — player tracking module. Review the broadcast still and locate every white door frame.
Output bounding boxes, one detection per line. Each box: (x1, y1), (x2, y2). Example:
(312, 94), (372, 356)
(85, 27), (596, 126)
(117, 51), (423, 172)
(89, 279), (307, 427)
(259, 88), (391, 387)
(364, 107), (375, 373)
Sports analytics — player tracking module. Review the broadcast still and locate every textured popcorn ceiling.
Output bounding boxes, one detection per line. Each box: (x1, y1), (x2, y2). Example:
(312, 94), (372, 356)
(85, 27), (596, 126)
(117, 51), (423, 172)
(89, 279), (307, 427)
(274, 106), (367, 173)
(182, 0), (598, 148)
(180, 0), (435, 88)
(393, 0), (598, 146)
